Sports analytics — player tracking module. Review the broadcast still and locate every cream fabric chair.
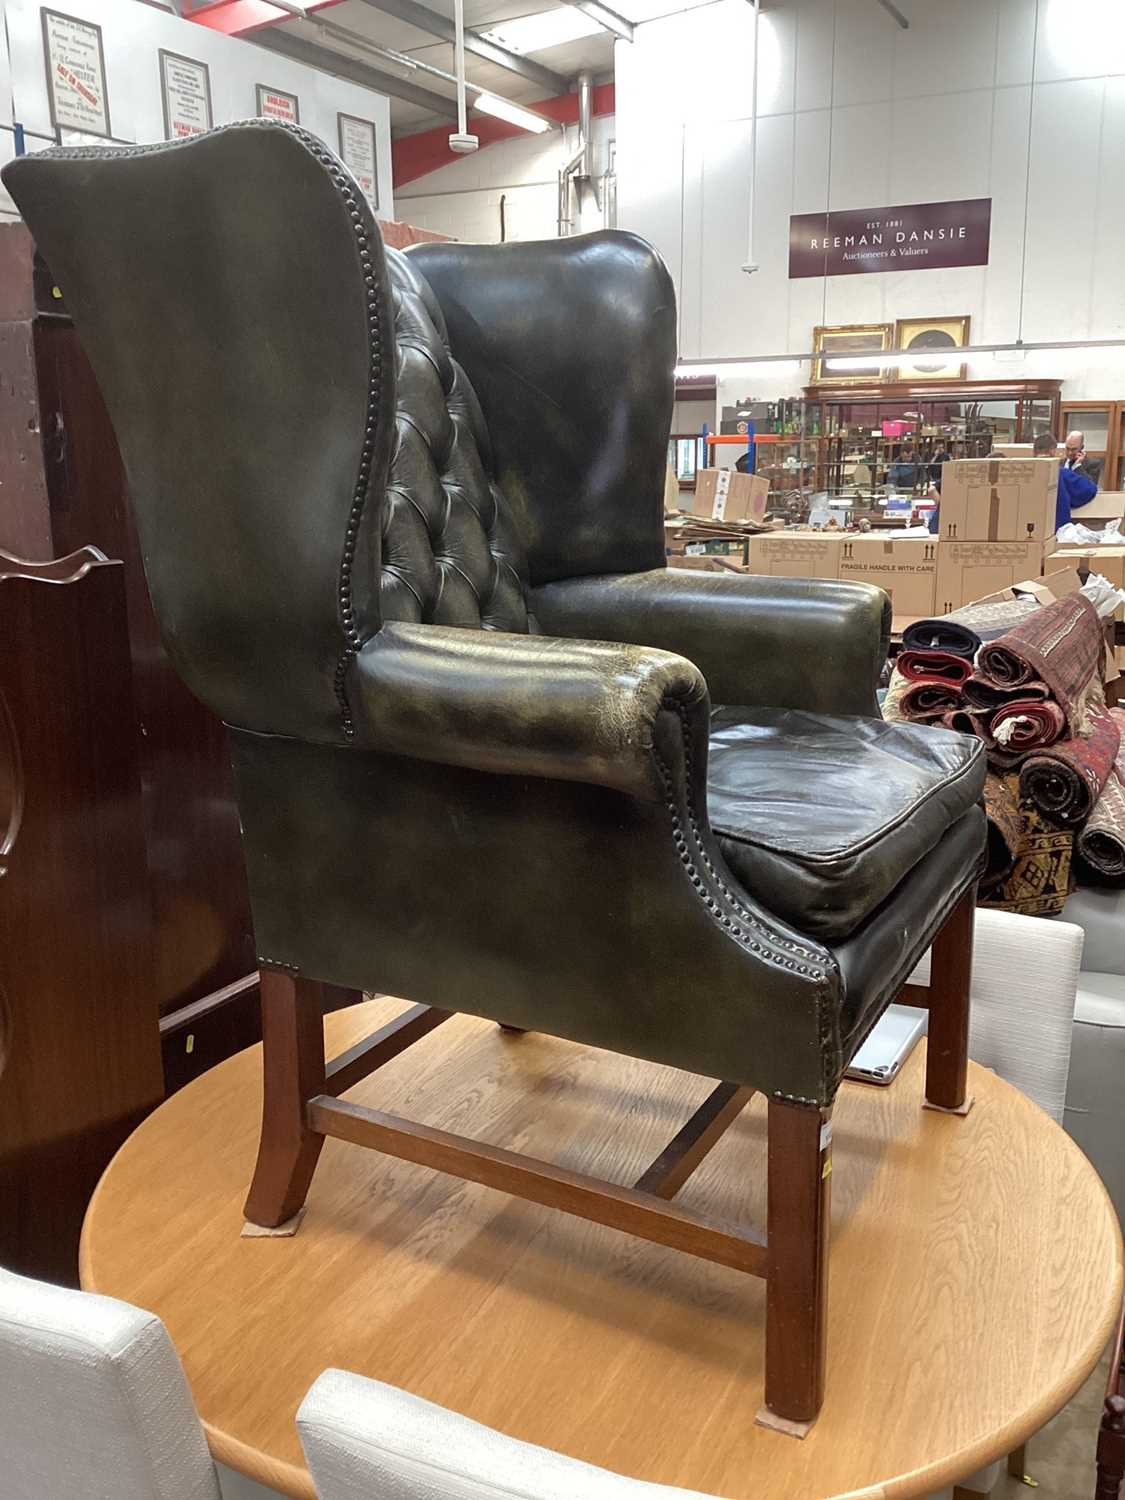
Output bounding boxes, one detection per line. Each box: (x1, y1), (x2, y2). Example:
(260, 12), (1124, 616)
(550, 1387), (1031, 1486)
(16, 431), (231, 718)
(0, 1265), (277, 1500)
(907, 906), (1086, 1499)
(297, 1368), (718, 1500)
(907, 906), (1084, 1123)
(0, 1263), (221, 1500)
(1059, 885), (1125, 1221)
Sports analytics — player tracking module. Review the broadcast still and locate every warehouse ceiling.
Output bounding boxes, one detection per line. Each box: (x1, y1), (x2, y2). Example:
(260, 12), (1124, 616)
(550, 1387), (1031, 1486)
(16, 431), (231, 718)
(245, 0), (720, 133)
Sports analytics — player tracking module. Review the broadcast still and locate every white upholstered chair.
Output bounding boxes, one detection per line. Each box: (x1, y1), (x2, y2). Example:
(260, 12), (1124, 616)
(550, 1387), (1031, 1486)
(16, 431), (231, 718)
(907, 906), (1084, 1123)
(1059, 885), (1125, 1222)
(0, 1265), (277, 1499)
(297, 1368), (718, 1500)
(907, 906), (1085, 1499)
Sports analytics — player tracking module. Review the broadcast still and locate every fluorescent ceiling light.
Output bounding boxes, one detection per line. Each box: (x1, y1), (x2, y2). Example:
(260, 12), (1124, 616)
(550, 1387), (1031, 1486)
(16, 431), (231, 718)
(675, 361), (803, 378)
(480, 6), (602, 56)
(472, 92), (553, 132)
(824, 355), (891, 371)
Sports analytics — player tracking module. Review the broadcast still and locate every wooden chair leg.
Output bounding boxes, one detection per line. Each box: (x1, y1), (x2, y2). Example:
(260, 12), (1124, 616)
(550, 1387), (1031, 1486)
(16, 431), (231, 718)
(243, 971), (327, 1230)
(925, 885), (975, 1112)
(763, 1097), (831, 1428)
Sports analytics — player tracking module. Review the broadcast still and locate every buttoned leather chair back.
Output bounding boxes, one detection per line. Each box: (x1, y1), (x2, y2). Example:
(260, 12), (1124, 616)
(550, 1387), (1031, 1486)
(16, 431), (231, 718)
(380, 249), (534, 633)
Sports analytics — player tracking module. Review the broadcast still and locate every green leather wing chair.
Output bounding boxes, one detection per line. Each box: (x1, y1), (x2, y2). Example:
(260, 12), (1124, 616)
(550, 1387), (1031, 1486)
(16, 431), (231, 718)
(2, 121), (985, 1429)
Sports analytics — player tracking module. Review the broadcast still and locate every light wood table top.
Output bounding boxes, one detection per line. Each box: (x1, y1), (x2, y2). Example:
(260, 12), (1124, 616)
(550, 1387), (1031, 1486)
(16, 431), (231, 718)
(82, 998), (1123, 1500)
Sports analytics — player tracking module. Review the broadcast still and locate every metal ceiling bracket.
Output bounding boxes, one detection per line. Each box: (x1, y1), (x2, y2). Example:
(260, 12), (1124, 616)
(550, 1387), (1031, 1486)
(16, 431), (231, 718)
(356, 0), (568, 95)
(569, 0), (634, 43)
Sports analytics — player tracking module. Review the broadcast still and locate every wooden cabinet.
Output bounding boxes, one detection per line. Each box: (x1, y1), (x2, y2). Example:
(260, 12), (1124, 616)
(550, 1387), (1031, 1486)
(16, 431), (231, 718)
(804, 379), (1062, 505)
(0, 224), (262, 1091)
(0, 552), (165, 1283)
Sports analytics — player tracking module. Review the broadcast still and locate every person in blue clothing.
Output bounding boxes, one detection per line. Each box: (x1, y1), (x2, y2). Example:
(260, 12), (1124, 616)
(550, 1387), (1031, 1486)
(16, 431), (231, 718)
(1034, 431), (1097, 529)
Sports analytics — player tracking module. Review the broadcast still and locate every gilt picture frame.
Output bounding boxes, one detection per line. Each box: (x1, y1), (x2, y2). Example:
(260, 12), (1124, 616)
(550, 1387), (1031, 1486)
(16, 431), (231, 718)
(894, 315), (971, 382)
(810, 323), (894, 386)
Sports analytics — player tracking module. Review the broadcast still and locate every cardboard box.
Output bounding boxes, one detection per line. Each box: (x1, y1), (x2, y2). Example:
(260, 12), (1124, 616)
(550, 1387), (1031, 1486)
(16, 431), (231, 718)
(1044, 545), (1125, 619)
(838, 536), (937, 616)
(938, 458), (1058, 543)
(663, 465), (681, 513)
(933, 540), (1044, 613)
(992, 443), (1064, 459)
(1069, 489), (1125, 526)
(668, 553), (746, 573)
(745, 532), (842, 580)
(692, 468), (769, 525)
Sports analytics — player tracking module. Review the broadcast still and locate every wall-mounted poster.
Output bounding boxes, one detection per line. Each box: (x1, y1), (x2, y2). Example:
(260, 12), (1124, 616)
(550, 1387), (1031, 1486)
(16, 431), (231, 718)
(256, 85), (299, 123)
(338, 113), (378, 208)
(159, 50), (212, 140)
(810, 323), (893, 386)
(42, 9), (111, 138)
(895, 315), (971, 382)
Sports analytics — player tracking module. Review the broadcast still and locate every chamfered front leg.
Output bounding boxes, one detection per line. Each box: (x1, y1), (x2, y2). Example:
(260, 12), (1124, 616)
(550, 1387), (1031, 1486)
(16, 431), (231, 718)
(762, 1097), (832, 1431)
(924, 886), (976, 1112)
(243, 970), (327, 1231)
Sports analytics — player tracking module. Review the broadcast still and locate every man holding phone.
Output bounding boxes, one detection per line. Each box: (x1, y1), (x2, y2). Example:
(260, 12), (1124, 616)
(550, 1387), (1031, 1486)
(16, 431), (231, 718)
(1064, 429), (1102, 487)
(1036, 431), (1098, 529)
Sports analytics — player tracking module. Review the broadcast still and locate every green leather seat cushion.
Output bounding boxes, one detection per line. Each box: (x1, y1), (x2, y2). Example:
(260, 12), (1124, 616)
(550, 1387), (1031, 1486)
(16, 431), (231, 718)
(708, 709), (985, 942)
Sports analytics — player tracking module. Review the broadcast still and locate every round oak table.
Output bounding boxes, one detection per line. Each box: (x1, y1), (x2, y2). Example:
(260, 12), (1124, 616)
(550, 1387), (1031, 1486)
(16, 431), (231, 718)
(81, 997), (1123, 1500)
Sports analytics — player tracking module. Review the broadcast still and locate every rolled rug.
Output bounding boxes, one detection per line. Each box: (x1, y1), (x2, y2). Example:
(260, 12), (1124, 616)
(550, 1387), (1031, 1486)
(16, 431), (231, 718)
(942, 595), (1042, 643)
(1075, 711), (1125, 882)
(979, 781), (1074, 918)
(882, 668), (961, 723)
(897, 650), (974, 685)
(1018, 701), (1121, 827)
(901, 618), (981, 661)
(1076, 772), (1125, 882)
(900, 679), (964, 721)
(981, 771), (1024, 888)
(990, 699), (1066, 754)
(943, 708), (988, 736)
(962, 676), (1050, 712)
(975, 594), (1102, 733)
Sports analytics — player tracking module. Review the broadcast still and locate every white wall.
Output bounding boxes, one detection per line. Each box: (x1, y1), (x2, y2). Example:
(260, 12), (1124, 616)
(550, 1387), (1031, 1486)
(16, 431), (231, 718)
(615, 0), (1125, 398)
(395, 114), (614, 243)
(0, 0), (394, 220)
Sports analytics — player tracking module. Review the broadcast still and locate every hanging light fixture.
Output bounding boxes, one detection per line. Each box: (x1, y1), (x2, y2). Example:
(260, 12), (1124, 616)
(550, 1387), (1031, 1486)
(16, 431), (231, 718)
(448, 0), (479, 154)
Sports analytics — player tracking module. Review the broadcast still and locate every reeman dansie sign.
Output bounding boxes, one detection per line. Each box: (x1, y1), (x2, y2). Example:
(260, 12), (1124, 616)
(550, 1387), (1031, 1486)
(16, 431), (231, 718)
(788, 198), (992, 279)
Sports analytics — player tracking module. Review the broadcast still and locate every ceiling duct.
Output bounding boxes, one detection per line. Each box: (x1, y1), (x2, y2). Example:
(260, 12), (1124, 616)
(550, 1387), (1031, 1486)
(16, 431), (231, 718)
(558, 71), (599, 235)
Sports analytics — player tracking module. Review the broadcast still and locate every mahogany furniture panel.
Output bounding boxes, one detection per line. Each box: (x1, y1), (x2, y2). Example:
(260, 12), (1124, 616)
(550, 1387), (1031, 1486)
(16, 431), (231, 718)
(0, 222), (258, 1073)
(0, 550), (164, 1283)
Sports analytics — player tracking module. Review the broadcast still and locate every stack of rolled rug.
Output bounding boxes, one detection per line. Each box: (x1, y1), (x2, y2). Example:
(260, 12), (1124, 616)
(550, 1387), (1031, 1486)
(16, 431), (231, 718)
(883, 592), (1124, 913)
(1076, 710), (1125, 883)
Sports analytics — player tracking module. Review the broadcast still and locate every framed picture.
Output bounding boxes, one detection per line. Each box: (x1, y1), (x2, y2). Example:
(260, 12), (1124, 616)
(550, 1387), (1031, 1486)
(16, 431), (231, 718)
(159, 50), (212, 140)
(895, 315), (971, 382)
(338, 113), (378, 209)
(42, 9), (111, 138)
(810, 323), (893, 386)
(256, 84), (299, 123)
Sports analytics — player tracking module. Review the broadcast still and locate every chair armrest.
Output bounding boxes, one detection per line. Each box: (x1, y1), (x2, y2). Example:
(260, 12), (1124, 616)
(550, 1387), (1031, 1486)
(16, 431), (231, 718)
(348, 621), (709, 803)
(532, 568), (891, 717)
